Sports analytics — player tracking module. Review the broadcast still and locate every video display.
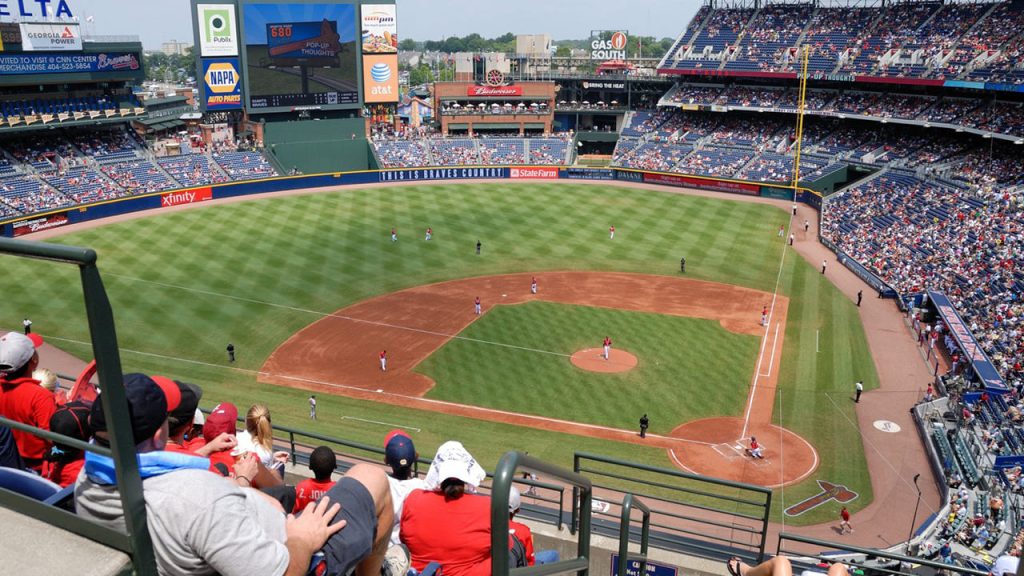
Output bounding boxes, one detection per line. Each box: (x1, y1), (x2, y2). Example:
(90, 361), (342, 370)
(242, 2), (358, 110)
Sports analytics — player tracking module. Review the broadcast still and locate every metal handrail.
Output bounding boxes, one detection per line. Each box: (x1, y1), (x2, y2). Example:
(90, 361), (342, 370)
(776, 532), (989, 576)
(492, 451), (593, 576)
(0, 236), (157, 574)
(616, 494), (651, 576)
(575, 452), (772, 562)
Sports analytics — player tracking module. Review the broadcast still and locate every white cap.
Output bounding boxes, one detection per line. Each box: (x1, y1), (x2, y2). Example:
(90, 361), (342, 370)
(193, 408), (206, 426)
(425, 441), (487, 491)
(0, 332), (37, 376)
(992, 556), (1019, 576)
(509, 486), (521, 512)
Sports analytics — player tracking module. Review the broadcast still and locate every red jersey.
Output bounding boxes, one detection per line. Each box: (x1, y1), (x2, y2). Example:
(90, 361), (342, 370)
(610, 226), (615, 232)
(751, 439), (759, 450)
(294, 478), (336, 513)
(0, 376), (56, 466)
(401, 490), (492, 576)
(841, 508), (850, 521)
(380, 351), (387, 359)
(603, 338), (612, 347)
(509, 520), (536, 566)
(44, 458), (84, 488)
(427, 228), (432, 234)
(475, 297), (481, 305)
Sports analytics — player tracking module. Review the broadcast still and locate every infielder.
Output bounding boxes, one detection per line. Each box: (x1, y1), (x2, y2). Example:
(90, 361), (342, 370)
(603, 336), (612, 360)
(609, 225), (615, 240)
(391, 227), (397, 242)
(749, 437), (764, 459)
(425, 227), (432, 241)
(474, 296), (481, 315)
(379, 349), (387, 372)
(761, 305), (768, 327)
(530, 277), (538, 294)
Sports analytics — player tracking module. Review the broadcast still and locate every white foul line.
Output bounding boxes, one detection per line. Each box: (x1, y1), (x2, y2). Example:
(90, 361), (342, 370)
(340, 416), (422, 432)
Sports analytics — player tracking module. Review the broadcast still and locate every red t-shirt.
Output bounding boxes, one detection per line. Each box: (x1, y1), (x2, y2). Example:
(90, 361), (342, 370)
(294, 478), (336, 513)
(207, 449), (236, 476)
(841, 509), (850, 521)
(510, 520), (535, 566)
(401, 490), (492, 576)
(0, 377), (56, 466)
(44, 458), (84, 488)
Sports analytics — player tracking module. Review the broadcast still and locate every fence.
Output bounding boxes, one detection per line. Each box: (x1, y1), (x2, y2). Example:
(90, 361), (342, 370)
(776, 532), (990, 576)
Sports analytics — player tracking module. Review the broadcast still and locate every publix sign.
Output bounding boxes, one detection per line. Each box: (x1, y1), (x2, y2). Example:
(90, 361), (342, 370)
(591, 31), (627, 60)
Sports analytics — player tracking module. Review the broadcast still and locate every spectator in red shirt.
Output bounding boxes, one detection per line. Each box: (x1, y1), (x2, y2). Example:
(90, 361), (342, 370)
(159, 376), (236, 459)
(0, 332), (56, 471)
(294, 446), (337, 513)
(401, 441), (491, 576)
(43, 401), (91, 487)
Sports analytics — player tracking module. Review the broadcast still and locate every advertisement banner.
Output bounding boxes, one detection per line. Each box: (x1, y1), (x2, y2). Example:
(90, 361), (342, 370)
(581, 81), (625, 91)
(615, 169), (643, 183)
(928, 291), (1008, 392)
(379, 167), (506, 182)
(0, 52), (140, 75)
(202, 58), (242, 110)
(467, 85), (523, 97)
(642, 172), (759, 195)
(510, 166), (558, 179)
(565, 167), (614, 180)
(197, 3), (239, 57)
(362, 53), (399, 103)
(161, 187), (213, 208)
(20, 22), (82, 51)
(609, 555), (678, 576)
(12, 212), (69, 236)
(360, 4), (397, 53)
(590, 31), (627, 60)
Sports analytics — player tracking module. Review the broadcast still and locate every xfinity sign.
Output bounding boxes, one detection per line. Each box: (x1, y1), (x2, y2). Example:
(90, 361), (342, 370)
(591, 30), (627, 60)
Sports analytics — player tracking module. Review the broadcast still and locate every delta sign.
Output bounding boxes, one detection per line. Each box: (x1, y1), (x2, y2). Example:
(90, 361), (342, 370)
(202, 58), (242, 110)
(591, 31), (627, 60)
(0, 0), (75, 19)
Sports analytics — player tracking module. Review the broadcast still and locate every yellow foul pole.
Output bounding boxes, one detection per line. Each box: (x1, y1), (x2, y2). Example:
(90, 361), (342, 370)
(790, 45), (810, 200)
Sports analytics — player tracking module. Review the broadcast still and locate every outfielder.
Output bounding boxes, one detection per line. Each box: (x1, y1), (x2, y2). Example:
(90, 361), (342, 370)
(391, 227), (397, 242)
(474, 296), (481, 315)
(425, 227), (432, 241)
(603, 336), (612, 360)
(530, 276), (538, 294)
(609, 225), (615, 240)
(379, 349), (387, 372)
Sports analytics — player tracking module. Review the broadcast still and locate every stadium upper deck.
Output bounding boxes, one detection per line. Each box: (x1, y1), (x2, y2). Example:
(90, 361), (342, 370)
(659, 0), (1024, 89)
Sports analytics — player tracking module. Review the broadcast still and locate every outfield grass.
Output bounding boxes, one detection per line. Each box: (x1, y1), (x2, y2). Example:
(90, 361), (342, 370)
(0, 182), (880, 525)
(418, 301), (758, 433)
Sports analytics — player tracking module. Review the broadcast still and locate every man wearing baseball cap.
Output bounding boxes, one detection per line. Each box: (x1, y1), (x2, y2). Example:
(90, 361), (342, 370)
(383, 429), (426, 546)
(0, 331), (55, 471)
(76, 372), (396, 576)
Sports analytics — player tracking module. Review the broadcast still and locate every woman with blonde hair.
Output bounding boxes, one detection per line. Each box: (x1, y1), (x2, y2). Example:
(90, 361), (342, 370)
(235, 403), (289, 477)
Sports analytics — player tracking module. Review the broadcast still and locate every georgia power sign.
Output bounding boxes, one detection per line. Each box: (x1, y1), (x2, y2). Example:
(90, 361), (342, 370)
(591, 31), (627, 60)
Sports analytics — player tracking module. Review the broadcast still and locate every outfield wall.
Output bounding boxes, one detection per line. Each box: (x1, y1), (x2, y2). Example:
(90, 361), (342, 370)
(0, 166), (824, 237)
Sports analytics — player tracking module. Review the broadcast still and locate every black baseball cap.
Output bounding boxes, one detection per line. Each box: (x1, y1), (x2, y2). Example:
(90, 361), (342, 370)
(90, 373), (178, 445)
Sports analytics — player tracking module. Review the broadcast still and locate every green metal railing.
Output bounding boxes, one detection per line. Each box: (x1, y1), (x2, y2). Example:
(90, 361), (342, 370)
(615, 494), (651, 576)
(574, 452), (772, 563)
(492, 451), (593, 576)
(0, 236), (157, 574)
(776, 533), (989, 576)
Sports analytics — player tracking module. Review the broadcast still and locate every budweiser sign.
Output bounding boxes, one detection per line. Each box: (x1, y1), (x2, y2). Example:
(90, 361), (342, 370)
(161, 187), (213, 207)
(510, 167), (558, 179)
(12, 212), (69, 236)
(467, 85), (523, 97)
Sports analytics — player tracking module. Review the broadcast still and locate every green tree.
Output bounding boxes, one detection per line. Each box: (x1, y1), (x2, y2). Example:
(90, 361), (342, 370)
(399, 38), (417, 51)
(554, 45), (571, 57)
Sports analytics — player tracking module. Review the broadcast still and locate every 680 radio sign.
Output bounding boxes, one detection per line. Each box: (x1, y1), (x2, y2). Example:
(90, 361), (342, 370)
(591, 30), (627, 60)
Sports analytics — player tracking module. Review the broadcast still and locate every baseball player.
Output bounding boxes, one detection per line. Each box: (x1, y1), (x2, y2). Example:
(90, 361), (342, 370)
(791, 203), (797, 216)
(839, 506), (853, 534)
(749, 437), (764, 459)
(609, 225), (615, 240)
(425, 227), (432, 241)
(379, 350), (387, 372)
(530, 277), (538, 294)
(788, 233), (794, 246)
(474, 296), (481, 315)
(822, 260), (827, 274)
(391, 227), (397, 242)
(761, 305), (768, 327)
(804, 219), (810, 233)
(778, 225), (784, 237)
(603, 336), (612, 360)
(22, 318), (32, 334)
(309, 395), (317, 420)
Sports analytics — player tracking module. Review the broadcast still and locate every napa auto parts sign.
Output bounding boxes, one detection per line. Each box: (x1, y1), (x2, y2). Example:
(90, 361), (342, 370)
(162, 187), (213, 207)
(12, 212), (69, 236)
(510, 167), (558, 179)
(591, 31), (627, 60)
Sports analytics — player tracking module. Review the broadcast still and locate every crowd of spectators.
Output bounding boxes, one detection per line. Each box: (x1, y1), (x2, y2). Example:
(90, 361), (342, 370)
(372, 134), (573, 169)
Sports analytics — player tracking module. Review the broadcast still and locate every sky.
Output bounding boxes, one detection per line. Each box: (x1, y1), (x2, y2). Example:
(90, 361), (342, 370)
(65, 0), (701, 50)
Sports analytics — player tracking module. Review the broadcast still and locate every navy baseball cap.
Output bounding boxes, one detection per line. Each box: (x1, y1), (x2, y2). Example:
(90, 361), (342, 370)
(90, 373), (178, 444)
(385, 430), (416, 470)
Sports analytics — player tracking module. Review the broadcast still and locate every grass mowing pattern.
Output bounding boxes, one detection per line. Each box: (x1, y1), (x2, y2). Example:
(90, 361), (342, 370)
(418, 301), (757, 433)
(0, 182), (880, 524)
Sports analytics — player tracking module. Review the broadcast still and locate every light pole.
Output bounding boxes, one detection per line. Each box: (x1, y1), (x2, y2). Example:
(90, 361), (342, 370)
(907, 473), (922, 553)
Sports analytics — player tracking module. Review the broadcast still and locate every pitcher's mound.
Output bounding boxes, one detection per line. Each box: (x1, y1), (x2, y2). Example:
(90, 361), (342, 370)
(570, 348), (638, 373)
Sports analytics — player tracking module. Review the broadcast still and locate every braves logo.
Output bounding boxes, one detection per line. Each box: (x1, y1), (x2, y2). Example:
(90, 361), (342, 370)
(783, 480), (858, 516)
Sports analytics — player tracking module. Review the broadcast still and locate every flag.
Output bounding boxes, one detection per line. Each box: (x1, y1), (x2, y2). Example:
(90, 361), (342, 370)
(86, 15), (94, 22)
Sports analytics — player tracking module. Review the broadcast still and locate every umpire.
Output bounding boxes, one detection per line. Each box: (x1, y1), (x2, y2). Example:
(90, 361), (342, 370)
(639, 414), (649, 438)
(680, 257), (686, 273)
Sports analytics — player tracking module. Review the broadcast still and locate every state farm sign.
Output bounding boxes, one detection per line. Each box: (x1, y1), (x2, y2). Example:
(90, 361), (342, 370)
(591, 31), (627, 60)
(467, 85), (523, 97)
(510, 167), (558, 179)
(161, 187), (213, 207)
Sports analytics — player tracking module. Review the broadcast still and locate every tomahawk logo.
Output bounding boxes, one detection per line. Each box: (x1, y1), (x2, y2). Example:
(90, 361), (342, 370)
(783, 480), (858, 516)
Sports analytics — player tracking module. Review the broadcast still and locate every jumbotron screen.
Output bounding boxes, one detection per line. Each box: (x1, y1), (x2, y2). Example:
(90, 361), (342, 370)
(241, 2), (359, 110)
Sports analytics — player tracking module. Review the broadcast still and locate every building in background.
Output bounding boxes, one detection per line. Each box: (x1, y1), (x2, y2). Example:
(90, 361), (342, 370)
(516, 34), (551, 57)
(161, 40), (192, 56)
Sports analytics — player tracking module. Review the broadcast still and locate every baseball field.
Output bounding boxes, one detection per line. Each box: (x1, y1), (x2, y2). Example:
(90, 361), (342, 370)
(0, 181), (879, 525)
